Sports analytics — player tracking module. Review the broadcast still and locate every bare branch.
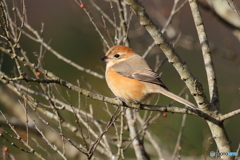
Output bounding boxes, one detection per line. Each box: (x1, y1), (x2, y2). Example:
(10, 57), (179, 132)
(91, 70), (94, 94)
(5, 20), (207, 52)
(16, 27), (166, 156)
(219, 109), (240, 121)
(0, 0), (239, 159)
(124, 0), (210, 110)
(188, 0), (219, 110)
(0, 70), (220, 125)
(125, 109), (150, 160)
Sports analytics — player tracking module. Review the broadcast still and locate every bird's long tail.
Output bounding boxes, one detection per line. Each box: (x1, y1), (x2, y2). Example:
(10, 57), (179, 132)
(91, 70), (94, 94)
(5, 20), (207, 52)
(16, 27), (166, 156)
(157, 89), (196, 108)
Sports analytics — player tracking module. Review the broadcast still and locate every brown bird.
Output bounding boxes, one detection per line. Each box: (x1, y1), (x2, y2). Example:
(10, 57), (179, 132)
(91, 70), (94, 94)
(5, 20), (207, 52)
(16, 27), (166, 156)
(101, 45), (196, 108)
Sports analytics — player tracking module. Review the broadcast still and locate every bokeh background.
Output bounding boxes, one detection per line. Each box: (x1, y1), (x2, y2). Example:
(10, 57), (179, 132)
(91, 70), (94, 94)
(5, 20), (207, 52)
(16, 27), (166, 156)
(0, 0), (240, 159)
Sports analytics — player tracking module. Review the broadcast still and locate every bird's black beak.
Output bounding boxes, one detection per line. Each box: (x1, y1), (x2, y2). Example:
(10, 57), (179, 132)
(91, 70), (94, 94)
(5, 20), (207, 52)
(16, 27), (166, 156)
(101, 56), (108, 62)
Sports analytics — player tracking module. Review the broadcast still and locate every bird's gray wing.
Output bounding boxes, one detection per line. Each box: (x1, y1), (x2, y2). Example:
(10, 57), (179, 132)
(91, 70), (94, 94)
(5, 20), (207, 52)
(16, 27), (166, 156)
(113, 54), (168, 90)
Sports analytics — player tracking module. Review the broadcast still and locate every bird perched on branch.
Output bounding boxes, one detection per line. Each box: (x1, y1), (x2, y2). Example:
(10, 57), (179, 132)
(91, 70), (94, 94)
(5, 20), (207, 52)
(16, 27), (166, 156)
(101, 45), (196, 108)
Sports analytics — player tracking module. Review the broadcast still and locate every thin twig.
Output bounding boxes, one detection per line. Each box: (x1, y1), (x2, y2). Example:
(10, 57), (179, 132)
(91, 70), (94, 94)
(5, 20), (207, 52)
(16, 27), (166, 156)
(0, 111), (45, 160)
(219, 109), (240, 121)
(75, 0), (110, 49)
(170, 114), (187, 160)
(137, 113), (165, 160)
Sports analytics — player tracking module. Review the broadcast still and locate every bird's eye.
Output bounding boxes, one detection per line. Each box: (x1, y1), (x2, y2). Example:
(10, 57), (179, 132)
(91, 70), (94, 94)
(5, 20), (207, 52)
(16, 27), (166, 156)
(114, 54), (120, 58)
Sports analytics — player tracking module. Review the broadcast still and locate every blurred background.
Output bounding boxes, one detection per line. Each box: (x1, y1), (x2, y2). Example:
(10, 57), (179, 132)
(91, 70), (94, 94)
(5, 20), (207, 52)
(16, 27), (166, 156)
(0, 0), (240, 159)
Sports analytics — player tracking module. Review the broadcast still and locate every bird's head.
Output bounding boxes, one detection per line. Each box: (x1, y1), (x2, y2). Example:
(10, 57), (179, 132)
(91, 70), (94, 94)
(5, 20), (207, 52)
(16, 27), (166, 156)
(101, 45), (135, 68)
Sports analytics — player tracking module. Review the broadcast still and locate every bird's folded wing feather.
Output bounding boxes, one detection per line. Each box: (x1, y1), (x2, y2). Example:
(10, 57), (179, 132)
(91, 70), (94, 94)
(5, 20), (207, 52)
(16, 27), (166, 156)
(113, 55), (168, 90)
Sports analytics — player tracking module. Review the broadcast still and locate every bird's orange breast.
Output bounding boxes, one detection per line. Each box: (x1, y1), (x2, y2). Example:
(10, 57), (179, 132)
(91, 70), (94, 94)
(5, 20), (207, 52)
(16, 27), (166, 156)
(106, 67), (148, 102)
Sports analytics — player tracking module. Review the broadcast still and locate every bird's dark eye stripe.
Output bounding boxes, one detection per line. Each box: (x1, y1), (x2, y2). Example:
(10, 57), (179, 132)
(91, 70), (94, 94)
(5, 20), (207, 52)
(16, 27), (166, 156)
(114, 54), (120, 58)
